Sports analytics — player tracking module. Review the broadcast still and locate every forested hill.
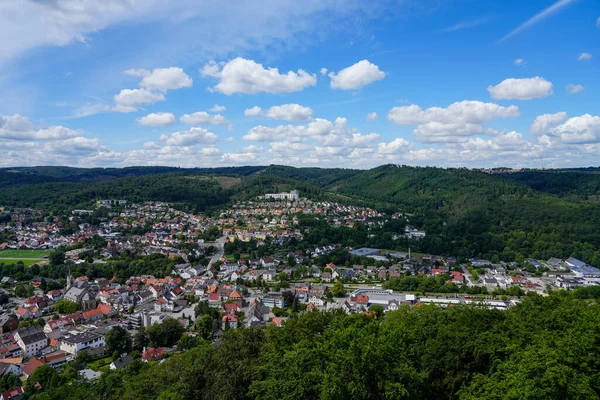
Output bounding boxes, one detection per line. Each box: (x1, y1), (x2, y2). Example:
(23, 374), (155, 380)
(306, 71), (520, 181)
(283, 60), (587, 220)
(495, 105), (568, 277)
(2, 164), (600, 265)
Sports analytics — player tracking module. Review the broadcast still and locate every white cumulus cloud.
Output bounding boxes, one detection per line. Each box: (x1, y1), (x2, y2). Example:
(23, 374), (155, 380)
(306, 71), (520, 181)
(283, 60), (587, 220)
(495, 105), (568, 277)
(328, 60), (386, 90)
(578, 52), (592, 61)
(160, 127), (218, 146)
(377, 138), (411, 154)
(209, 104), (226, 112)
(566, 84), (584, 94)
(113, 89), (165, 113)
(488, 77), (553, 100)
(180, 112), (231, 126)
(201, 58), (316, 95)
(514, 58), (527, 66)
(0, 114), (80, 140)
(243, 117), (380, 150)
(529, 112), (567, 134)
(387, 100), (519, 143)
(137, 112), (176, 126)
(125, 67), (192, 92)
(262, 104), (313, 121)
(366, 112), (378, 121)
(244, 106), (262, 117)
(549, 114), (600, 144)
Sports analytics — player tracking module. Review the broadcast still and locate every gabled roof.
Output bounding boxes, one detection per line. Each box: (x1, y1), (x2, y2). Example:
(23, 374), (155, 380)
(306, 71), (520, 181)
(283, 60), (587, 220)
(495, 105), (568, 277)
(142, 347), (165, 361)
(222, 314), (237, 322)
(22, 357), (45, 377)
(83, 308), (103, 319)
(111, 354), (134, 368)
(1, 385), (24, 400)
(97, 304), (114, 315)
(15, 307), (31, 317)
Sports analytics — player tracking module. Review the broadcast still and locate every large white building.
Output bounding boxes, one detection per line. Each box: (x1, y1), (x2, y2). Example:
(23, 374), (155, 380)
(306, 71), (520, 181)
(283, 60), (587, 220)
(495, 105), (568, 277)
(60, 331), (105, 355)
(14, 326), (48, 358)
(264, 190), (299, 201)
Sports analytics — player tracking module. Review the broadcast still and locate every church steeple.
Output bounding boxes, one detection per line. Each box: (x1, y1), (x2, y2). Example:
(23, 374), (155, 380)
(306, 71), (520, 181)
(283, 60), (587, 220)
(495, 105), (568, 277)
(66, 265), (73, 289)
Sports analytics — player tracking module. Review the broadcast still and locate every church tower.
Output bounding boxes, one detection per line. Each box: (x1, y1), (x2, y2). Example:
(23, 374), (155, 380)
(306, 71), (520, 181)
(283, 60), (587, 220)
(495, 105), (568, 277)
(66, 265), (73, 289)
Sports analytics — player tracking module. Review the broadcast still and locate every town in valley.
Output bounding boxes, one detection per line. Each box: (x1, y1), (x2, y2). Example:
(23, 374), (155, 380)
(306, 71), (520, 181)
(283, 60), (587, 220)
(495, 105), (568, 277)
(0, 189), (598, 396)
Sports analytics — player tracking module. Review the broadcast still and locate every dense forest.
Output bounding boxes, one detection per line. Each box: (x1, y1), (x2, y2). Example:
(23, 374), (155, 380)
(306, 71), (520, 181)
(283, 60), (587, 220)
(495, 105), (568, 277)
(26, 294), (600, 400)
(2, 165), (600, 265)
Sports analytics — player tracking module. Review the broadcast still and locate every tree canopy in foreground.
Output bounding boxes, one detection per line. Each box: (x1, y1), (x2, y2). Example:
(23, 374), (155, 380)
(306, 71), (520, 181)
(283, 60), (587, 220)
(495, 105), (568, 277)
(29, 293), (600, 400)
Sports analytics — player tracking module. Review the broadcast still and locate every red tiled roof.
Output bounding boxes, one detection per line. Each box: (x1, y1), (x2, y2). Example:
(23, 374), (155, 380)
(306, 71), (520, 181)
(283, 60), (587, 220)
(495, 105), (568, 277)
(451, 271), (464, 281)
(23, 358), (45, 377)
(222, 314), (237, 322)
(229, 290), (242, 300)
(1, 385), (24, 400)
(356, 295), (369, 305)
(15, 307), (30, 316)
(223, 303), (240, 314)
(142, 347), (165, 361)
(83, 308), (103, 319)
(41, 352), (66, 363)
(97, 304), (113, 315)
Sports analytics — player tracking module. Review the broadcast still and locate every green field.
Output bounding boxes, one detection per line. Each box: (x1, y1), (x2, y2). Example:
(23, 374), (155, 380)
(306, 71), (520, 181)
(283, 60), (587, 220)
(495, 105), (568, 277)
(0, 249), (50, 259)
(0, 259), (43, 266)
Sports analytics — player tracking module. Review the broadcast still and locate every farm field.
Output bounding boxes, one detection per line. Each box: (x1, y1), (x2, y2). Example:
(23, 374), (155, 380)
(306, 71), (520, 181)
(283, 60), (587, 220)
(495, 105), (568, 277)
(0, 249), (50, 259)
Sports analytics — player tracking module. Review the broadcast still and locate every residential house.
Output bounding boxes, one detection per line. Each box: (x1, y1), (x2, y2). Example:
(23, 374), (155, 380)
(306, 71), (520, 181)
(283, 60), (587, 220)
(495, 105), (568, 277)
(1, 386), (24, 400)
(222, 314), (238, 330)
(149, 285), (165, 299)
(0, 362), (20, 377)
(110, 355), (134, 370)
(39, 352), (67, 369)
(79, 369), (102, 380)
(341, 269), (357, 279)
(83, 308), (104, 323)
(355, 295), (369, 306)
(60, 331), (105, 355)
(246, 302), (270, 327)
(308, 294), (325, 307)
(483, 277), (498, 288)
(260, 293), (284, 308)
(450, 271), (464, 284)
(46, 290), (63, 301)
(15, 306), (40, 320)
(311, 266), (321, 278)
(261, 270), (277, 282)
(22, 357), (45, 378)
(142, 347), (165, 362)
(14, 326), (48, 358)
(207, 293), (221, 305)
(0, 316), (18, 334)
(44, 312), (85, 333)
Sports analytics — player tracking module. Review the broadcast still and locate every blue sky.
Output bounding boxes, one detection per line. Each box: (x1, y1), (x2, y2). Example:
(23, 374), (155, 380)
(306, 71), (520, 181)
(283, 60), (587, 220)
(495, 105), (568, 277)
(0, 0), (598, 168)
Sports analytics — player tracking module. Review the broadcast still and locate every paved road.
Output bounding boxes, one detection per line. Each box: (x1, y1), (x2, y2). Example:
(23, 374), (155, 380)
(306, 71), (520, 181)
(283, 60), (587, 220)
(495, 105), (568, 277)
(461, 265), (478, 287)
(208, 236), (227, 267)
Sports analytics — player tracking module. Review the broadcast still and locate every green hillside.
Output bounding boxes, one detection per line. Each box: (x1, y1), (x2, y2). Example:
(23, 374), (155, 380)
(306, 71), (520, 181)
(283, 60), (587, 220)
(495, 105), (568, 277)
(2, 164), (600, 265)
